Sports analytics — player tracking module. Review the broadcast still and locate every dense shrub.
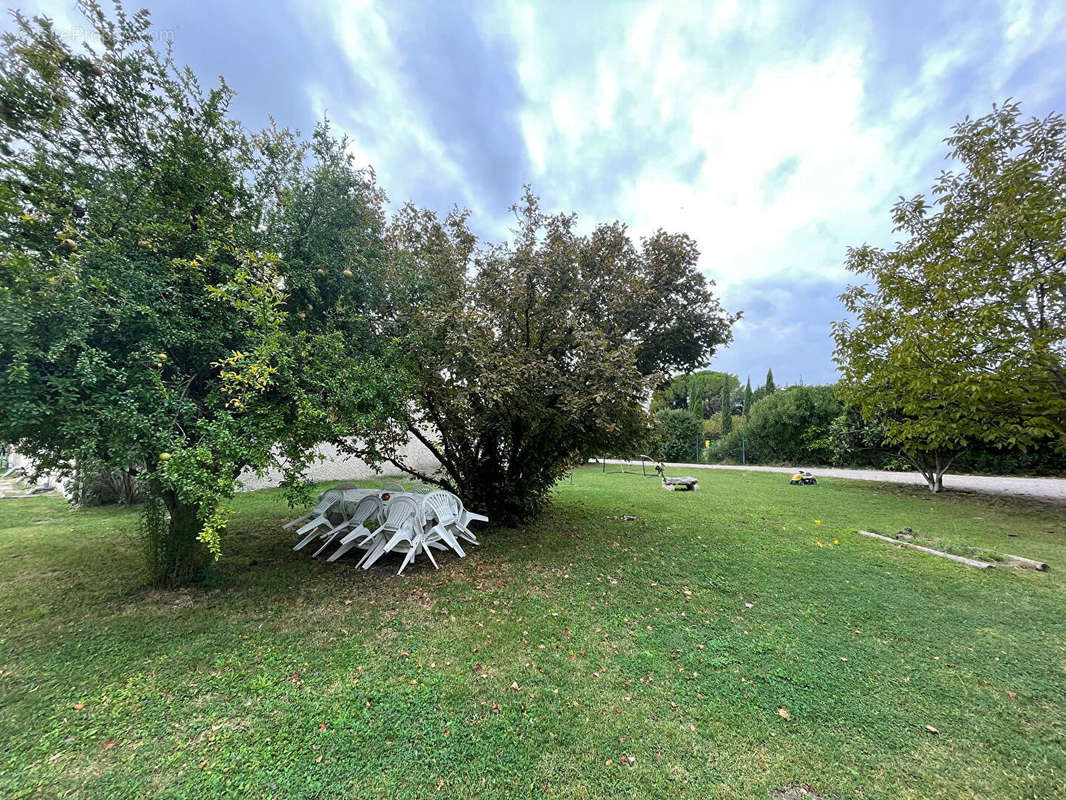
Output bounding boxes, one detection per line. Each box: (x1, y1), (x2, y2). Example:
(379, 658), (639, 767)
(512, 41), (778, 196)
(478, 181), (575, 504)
(654, 410), (701, 463)
(715, 385), (841, 464)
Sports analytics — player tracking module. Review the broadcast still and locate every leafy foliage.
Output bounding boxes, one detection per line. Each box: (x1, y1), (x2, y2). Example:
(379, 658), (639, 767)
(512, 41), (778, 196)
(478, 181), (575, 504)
(720, 383), (733, 433)
(650, 370), (738, 418)
(716, 385), (842, 464)
(654, 408), (701, 463)
(834, 102), (1066, 490)
(0, 2), (403, 584)
(371, 190), (737, 523)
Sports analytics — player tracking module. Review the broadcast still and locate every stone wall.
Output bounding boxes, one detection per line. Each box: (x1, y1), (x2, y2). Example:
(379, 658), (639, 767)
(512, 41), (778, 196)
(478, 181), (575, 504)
(236, 435), (442, 491)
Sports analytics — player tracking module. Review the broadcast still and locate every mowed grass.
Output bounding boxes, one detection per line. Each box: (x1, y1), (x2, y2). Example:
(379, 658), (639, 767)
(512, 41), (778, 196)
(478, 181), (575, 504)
(1, 467), (1064, 800)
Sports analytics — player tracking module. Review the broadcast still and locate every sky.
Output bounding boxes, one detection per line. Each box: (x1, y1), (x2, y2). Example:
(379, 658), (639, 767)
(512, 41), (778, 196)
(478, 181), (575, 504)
(11, 0), (1066, 386)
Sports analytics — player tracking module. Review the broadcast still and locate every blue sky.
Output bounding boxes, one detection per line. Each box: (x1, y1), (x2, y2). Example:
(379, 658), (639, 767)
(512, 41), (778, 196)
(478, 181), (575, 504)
(15, 0), (1066, 386)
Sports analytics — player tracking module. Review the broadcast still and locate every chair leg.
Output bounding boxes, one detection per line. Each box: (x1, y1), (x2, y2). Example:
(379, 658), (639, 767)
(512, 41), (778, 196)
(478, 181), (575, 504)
(433, 524), (465, 558)
(423, 541), (439, 569)
(311, 529), (343, 558)
(327, 538), (358, 562)
(360, 540), (388, 570)
(293, 524), (327, 551)
(397, 546), (417, 575)
(295, 514), (328, 536)
(282, 512), (312, 530)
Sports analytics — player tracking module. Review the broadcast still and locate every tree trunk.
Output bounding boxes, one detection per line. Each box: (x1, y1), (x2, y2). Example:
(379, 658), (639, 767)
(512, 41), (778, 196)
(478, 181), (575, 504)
(146, 492), (209, 588)
(902, 449), (956, 493)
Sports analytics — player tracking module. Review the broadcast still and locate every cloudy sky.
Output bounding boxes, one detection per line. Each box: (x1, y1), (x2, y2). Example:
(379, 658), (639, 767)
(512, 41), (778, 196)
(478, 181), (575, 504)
(13, 0), (1066, 386)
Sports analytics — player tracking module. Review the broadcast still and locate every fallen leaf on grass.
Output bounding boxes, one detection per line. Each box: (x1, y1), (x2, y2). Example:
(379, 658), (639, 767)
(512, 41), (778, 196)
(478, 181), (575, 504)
(605, 759), (613, 766)
(319, 723), (327, 731)
(778, 708), (791, 720)
(1006, 690), (1017, 701)
(925, 725), (939, 735)
(73, 702), (85, 711)
(101, 739), (115, 750)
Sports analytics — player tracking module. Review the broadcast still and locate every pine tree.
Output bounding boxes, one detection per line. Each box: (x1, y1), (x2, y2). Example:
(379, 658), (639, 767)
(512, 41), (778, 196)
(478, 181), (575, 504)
(765, 368), (776, 395)
(743, 376), (753, 418)
(721, 383), (733, 433)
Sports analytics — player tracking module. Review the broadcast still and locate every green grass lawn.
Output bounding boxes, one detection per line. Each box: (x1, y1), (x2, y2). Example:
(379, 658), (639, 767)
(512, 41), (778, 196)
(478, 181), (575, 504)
(1, 467), (1064, 799)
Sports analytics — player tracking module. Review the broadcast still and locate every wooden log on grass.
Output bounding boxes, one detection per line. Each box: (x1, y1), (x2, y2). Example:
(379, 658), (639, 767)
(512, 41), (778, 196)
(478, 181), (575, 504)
(1000, 553), (1050, 571)
(856, 530), (995, 569)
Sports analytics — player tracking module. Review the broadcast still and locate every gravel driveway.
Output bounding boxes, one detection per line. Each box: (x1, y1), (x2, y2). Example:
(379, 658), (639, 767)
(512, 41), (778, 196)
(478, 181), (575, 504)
(603, 460), (1066, 503)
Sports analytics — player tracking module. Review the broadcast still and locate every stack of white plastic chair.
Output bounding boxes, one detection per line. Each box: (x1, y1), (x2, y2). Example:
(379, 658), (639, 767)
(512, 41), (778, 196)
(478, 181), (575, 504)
(358, 495), (437, 574)
(324, 495), (386, 562)
(284, 489), (343, 538)
(419, 491), (471, 557)
(449, 494), (488, 545)
(314, 495), (383, 559)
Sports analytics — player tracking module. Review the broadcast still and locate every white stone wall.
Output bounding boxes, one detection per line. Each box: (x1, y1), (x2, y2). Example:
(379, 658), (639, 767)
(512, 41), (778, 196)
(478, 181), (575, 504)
(236, 434), (442, 491)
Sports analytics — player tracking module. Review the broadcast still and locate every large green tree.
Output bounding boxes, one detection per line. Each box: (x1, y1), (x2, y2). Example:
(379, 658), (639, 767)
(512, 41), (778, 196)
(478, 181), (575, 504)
(650, 370), (738, 415)
(369, 191), (736, 523)
(834, 102), (1065, 491)
(0, 3), (402, 584)
(720, 382), (733, 433)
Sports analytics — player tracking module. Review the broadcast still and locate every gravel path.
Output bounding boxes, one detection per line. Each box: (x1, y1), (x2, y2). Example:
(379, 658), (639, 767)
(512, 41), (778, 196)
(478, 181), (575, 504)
(602, 460), (1066, 503)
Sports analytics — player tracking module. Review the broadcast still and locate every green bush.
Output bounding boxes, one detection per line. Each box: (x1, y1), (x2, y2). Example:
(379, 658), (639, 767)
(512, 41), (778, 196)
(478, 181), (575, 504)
(655, 409), (701, 463)
(715, 385), (842, 464)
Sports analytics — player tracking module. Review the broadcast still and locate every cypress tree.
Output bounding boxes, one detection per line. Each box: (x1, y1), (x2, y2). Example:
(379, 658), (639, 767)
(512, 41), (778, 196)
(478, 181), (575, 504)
(743, 376), (753, 418)
(765, 368), (776, 395)
(721, 383), (733, 433)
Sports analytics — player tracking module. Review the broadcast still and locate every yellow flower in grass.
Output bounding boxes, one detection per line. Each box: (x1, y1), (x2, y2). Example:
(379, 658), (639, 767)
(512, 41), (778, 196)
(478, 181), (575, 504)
(834, 539), (839, 545)
(815, 520), (821, 525)
(816, 541), (823, 548)
(781, 526), (787, 531)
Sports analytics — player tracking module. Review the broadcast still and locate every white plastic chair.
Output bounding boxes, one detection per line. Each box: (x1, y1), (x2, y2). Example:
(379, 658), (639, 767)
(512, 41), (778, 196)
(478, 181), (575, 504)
(284, 488), (342, 532)
(410, 483), (435, 494)
(360, 495), (431, 573)
(380, 481), (405, 493)
(328, 494), (392, 563)
(314, 495), (383, 558)
(449, 503), (488, 550)
(420, 491), (468, 558)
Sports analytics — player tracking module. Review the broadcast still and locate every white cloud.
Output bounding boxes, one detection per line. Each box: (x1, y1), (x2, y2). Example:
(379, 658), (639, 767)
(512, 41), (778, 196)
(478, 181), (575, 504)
(480, 0), (1066, 297)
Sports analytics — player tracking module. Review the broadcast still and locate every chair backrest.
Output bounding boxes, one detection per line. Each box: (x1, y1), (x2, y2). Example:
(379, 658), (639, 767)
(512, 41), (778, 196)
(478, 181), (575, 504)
(422, 490), (459, 524)
(382, 494), (421, 532)
(349, 496), (382, 525)
(313, 489), (342, 513)
(380, 481), (405, 493)
(410, 483), (435, 494)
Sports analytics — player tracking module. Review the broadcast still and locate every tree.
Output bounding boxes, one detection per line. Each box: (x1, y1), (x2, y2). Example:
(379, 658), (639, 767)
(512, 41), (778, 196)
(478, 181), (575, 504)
(765, 368), (776, 395)
(370, 190), (737, 523)
(0, 3), (403, 584)
(834, 102), (1065, 491)
(690, 389), (704, 422)
(649, 370), (737, 415)
(720, 383), (733, 434)
(654, 409), (701, 463)
(743, 376), (753, 418)
(716, 385), (842, 465)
